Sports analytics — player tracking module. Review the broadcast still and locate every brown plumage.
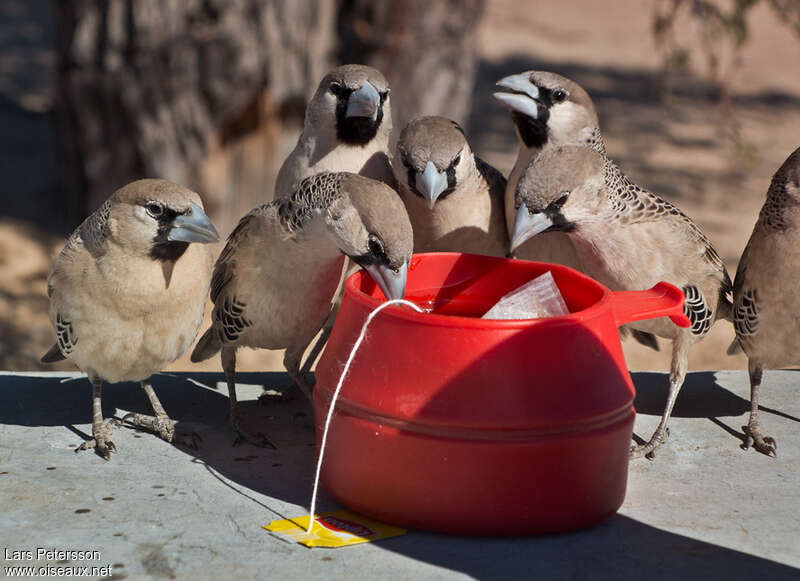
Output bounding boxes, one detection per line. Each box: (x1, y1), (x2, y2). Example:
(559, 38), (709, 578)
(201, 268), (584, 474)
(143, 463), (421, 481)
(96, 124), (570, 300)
(494, 70), (604, 269)
(42, 179), (219, 460)
(191, 172), (413, 446)
(511, 145), (732, 459)
(392, 116), (508, 256)
(275, 64), (395, 198)
(729, 146), (800, 456)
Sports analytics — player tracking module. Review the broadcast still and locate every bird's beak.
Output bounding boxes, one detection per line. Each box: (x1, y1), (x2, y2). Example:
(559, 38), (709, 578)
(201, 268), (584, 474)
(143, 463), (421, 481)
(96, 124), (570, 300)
(417, 161), (448, 209)
(510, 204), (553, 253)
(346, 81), (380, 120)
(363, 261), (407, 301)
(493, 73), (541, 119)
(168, 203), (220, 244)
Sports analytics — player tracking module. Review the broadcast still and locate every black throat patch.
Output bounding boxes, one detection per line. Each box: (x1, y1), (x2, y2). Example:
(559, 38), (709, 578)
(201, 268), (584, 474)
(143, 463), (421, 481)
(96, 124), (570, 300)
(335, 91), (385, 146)
(150, 208), (189, 262)
(512, 110), (550, 149)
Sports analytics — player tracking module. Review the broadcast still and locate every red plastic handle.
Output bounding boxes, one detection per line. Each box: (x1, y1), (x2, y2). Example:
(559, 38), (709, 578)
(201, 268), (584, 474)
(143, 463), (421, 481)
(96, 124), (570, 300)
(611, 282), (691, 328)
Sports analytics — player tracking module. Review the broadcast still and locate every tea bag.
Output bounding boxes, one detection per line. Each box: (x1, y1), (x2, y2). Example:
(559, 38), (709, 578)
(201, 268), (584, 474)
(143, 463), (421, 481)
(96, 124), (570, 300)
(482, 271), (569, 320)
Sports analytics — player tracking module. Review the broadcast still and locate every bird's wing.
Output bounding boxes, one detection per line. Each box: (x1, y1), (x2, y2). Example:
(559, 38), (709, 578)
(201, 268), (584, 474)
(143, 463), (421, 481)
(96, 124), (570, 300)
(72, 198), (113, 258)
(604, 158), (733, 323)
(210, 206), (268, 303)
(604, 160), (730, 276)
(475, 156), (508, 203)
(731, 238), (759, 338)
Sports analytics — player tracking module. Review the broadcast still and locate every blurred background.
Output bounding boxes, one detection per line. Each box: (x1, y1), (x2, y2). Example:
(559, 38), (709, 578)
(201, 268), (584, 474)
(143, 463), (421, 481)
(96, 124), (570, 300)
(1, 0), (799, 374)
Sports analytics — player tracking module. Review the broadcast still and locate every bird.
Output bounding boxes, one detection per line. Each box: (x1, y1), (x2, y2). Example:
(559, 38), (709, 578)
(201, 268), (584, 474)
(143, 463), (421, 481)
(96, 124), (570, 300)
(275, 64), (395, 199)
(510, 145), (732, 459)
(728, 146), (800, 456)
(494, 70), (604, 269)
(274, 64), (395, 371)
(41, 179), (219, 460)
(190, 172), (413, 446)
(495, 70), (658, 351)
(391, 116), (508, 256)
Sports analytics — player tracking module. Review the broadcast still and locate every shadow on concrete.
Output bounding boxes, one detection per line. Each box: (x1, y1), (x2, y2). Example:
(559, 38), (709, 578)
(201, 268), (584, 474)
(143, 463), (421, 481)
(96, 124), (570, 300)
(631, 371), (749, 418)
(0, 371), (322, 509)
(632, 370), (800, 423)
(375, 512), (800, 581)
(1, 372), (799, 578)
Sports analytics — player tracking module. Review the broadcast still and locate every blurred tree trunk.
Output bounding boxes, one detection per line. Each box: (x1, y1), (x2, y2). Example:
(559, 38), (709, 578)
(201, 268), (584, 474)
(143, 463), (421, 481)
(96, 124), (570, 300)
(338, 0), (485, 131)
(56, 0), (484, 234)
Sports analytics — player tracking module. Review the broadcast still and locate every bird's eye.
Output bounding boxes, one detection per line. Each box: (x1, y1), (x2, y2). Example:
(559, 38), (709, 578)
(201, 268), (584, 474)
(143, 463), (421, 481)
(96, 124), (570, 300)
(145, 202), (164, 218)
(552, 191), (570, 209)
(452, 154), (462, 167)
(552, 88), (568, 103)
(368, 235), (384, 257)
(329, 82), (343, 96)
(379, 90), (390, 103)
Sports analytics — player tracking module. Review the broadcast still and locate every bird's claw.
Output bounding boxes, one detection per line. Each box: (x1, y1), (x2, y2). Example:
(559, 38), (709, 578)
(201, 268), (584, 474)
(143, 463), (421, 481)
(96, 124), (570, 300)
(230, 416), (276, 449)
(173, 431), (202, 450)
(742, 424), (777, 457)
(76, 422), (117, 461)
(120, 412), (199, 448)
(630, 428), (670, 460)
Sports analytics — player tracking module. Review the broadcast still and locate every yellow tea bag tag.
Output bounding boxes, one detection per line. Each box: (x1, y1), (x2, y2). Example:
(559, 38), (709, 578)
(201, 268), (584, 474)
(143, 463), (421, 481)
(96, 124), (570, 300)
(264, 509), (407, 548)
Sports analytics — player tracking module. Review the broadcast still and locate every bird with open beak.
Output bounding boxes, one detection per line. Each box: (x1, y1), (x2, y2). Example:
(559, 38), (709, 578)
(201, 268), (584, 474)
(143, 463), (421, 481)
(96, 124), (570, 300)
(392, 116), (508, 256)
(42, 179), (219, 460)
(510, 145), (733, 459)
(494, 70), (604, 268)
(275, 64), (395, 198)
(191, 172), (412, 446)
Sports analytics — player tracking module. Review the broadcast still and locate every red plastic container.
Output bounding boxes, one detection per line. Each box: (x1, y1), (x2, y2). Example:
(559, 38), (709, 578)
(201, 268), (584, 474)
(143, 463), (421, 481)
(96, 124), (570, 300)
(314, 253), (689, 535)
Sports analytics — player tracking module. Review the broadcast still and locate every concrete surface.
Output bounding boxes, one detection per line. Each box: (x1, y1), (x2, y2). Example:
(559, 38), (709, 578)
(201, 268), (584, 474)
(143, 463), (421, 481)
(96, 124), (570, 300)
(0, 370), (798, 580)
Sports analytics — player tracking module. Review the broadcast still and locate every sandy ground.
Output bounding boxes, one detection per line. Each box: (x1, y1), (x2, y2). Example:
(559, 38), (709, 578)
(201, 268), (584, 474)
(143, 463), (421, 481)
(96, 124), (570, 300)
(2, 0), (799, 377)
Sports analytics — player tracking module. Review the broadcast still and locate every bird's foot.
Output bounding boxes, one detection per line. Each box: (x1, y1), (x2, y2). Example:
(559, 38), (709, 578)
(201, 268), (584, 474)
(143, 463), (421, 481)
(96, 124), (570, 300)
(76, 421), (117, 461)
(230, 414), (276, 449)
(742, 423), (777, 457)
(630, 428), (670, 460)
(121, 413), (200, 449)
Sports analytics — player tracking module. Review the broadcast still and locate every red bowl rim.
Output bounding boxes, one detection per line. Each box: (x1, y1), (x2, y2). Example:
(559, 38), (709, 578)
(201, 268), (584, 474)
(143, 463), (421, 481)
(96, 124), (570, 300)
(344, 252), (615, 329)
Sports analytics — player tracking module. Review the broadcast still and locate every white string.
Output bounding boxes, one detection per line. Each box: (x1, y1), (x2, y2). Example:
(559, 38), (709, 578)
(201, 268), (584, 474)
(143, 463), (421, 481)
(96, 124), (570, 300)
(307, 298), (424, 533)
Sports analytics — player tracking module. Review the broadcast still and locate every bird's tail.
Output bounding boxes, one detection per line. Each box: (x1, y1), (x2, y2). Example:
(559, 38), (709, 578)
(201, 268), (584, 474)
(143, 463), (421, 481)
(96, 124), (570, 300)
(40, 343), (66, 363)
(726, 339), (743, 356)
(632, 329), (660, 352)
(191, 328), (221, 362)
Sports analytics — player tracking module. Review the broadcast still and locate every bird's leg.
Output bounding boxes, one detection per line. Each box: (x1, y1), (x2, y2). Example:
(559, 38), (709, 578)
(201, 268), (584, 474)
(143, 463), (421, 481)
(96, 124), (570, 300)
(297, 260), (348, 382)
(122, 378), (199, 449)
(299, 296), (342, 380)
(222, 347), (274, 448)
(631, 334), (689, 460)
(76, 375), (117, 460)
(284, 346), (314, 403)
(742, 362), (776, 456)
